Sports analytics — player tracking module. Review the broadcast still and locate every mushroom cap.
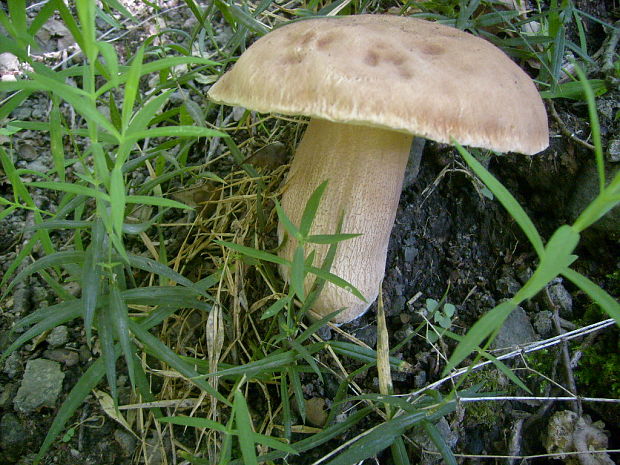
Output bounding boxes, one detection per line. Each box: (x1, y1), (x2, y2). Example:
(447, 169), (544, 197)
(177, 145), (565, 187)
(208, 15), (548, 155)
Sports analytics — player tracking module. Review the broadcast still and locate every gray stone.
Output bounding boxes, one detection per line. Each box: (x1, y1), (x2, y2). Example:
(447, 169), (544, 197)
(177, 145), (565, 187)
(545, 280), (573, 318)
(25, 160), (48, 174)
(0, 413), (29, 461)
(46, 325), (69, 348)
(608, 139), (620, 163)
(17, 143), (37, 161)
(492, 306), (537, 350)
(316, 325), (331, 341)
(568, 162), (619, 233)
(496, 275), (521, 296)
(114, 429), (136, 457)
(414, 371), (427, 388)
(411, 417), (458, 465)
(13, 358), (65, 413)
(3, 351), (22, 379)
(533, 310), (554, 337)
(12, 106), (32, 120)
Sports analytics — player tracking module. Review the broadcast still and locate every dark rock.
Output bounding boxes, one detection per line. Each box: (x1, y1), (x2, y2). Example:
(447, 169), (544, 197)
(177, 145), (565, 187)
(354, 325), (377, 348)
(0, 413), (29, 462)
(568, 161), (619, 233)
(114, 429), (136, 457)
(43, 349), (79, 367)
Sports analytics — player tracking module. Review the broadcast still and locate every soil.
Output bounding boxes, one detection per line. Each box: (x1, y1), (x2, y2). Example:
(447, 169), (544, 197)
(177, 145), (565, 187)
(0, 1), (618, 465)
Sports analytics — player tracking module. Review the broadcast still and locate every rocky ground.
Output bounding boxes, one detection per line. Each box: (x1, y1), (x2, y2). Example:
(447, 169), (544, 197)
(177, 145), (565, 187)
(0, 1), (618, 464)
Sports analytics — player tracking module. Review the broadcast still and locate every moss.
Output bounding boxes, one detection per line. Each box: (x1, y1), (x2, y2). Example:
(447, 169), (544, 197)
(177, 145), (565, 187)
(574, 330), (620, 398)
(461, 369), (515, 429)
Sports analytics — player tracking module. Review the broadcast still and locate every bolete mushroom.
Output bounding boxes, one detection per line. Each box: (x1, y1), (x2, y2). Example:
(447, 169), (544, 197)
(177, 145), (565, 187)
(208, 15), (548, 324)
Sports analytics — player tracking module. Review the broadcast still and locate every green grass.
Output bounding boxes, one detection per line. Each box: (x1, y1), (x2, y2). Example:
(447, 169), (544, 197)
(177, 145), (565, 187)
(0, 1), (618, 464)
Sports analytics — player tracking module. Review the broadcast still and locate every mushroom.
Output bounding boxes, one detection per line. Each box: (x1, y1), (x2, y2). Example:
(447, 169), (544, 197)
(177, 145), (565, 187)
(208, 15), (548, 324)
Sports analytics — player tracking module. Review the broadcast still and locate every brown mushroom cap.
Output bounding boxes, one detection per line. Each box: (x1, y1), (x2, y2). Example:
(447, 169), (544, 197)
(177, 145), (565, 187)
(208, 14), (548, 155)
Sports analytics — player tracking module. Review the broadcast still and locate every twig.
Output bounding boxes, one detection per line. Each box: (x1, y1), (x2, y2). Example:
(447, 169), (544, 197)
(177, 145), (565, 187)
(548, 101), (595, 151)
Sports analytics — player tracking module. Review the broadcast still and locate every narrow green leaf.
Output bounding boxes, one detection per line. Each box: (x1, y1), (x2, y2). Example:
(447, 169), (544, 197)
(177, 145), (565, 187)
(391, 436), (411, 465)
(324, 413), (425, 465)
(540, 79), (607, 100)
(4, 251), (85, 296)
(514, 225), (579, 302)
(563, 268), (620, 325)
(35, 355), (108, 463)
(82, 220), (104, 342)
(227, 4), (270, 35)
(75, 0), (96, 61)
(234, 388), (259, 465)
(98, 41), (120, 85)
(306, 233), (361, 244)
(274, 199), (301, 241)
(261, 296), (291, 320)
(123, 125), (227, 144)
(216, 240), (289, 266)
(422, 420), (457, 465)
(97, 310), (119, 402)
(29, 181), (110, 202)
(109, 167), (126, 236)
(443, 300), (515, 375)
(124, 90), (173, 139)
(252, 432), (296, 455)
(125, 194), (192, 210)
(300, 180), (328, 237)
(290, 338), (322, 382)
(280, 374), (292, 440)
(572, 63), (604, 194)
(129, 320), (231, 405)
(288, 366), (306, 422)
(291, 246), (306, 301)
(109, 284), (136, 389)
(49, 98), (66, 181)
(454, 142), (545, 257)
(227, 407), (373, 465)
(158, 415), (228, 433)
(1, 302), (81, 363)
(121, 45), (145, 131)
(328, 341), (409, 372)
(125, 254), (200, 291)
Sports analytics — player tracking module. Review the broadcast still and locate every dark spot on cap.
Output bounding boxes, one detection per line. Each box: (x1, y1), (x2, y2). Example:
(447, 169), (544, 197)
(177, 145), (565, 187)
(280, 52), (304, 65)
(317, 33), (337, 50)
(399, 67), (413, 80)
(364, 50), (380, 67)
(386, 52), (405, 66)
(300, 31), (316, 44)
(422, 43), (444, 56)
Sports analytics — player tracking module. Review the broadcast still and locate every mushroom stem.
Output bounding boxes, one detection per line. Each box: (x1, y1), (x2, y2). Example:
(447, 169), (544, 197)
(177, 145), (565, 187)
(279, 118), (413, 324)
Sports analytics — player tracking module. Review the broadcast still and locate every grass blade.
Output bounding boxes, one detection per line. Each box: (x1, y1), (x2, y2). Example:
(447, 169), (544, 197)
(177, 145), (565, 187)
(34, 355), (108, 464)
(422, 420), (457, 465)
(233, 388), (259, 465)
(562, 268), (620, 325)
(454, 142), (545, 257)
(129, 320), (231, 406)
(109, 284), (136, 389)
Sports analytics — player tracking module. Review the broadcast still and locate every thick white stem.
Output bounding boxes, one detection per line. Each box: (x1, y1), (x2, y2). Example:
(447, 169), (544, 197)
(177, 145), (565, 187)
(278, 118), (413, 324)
